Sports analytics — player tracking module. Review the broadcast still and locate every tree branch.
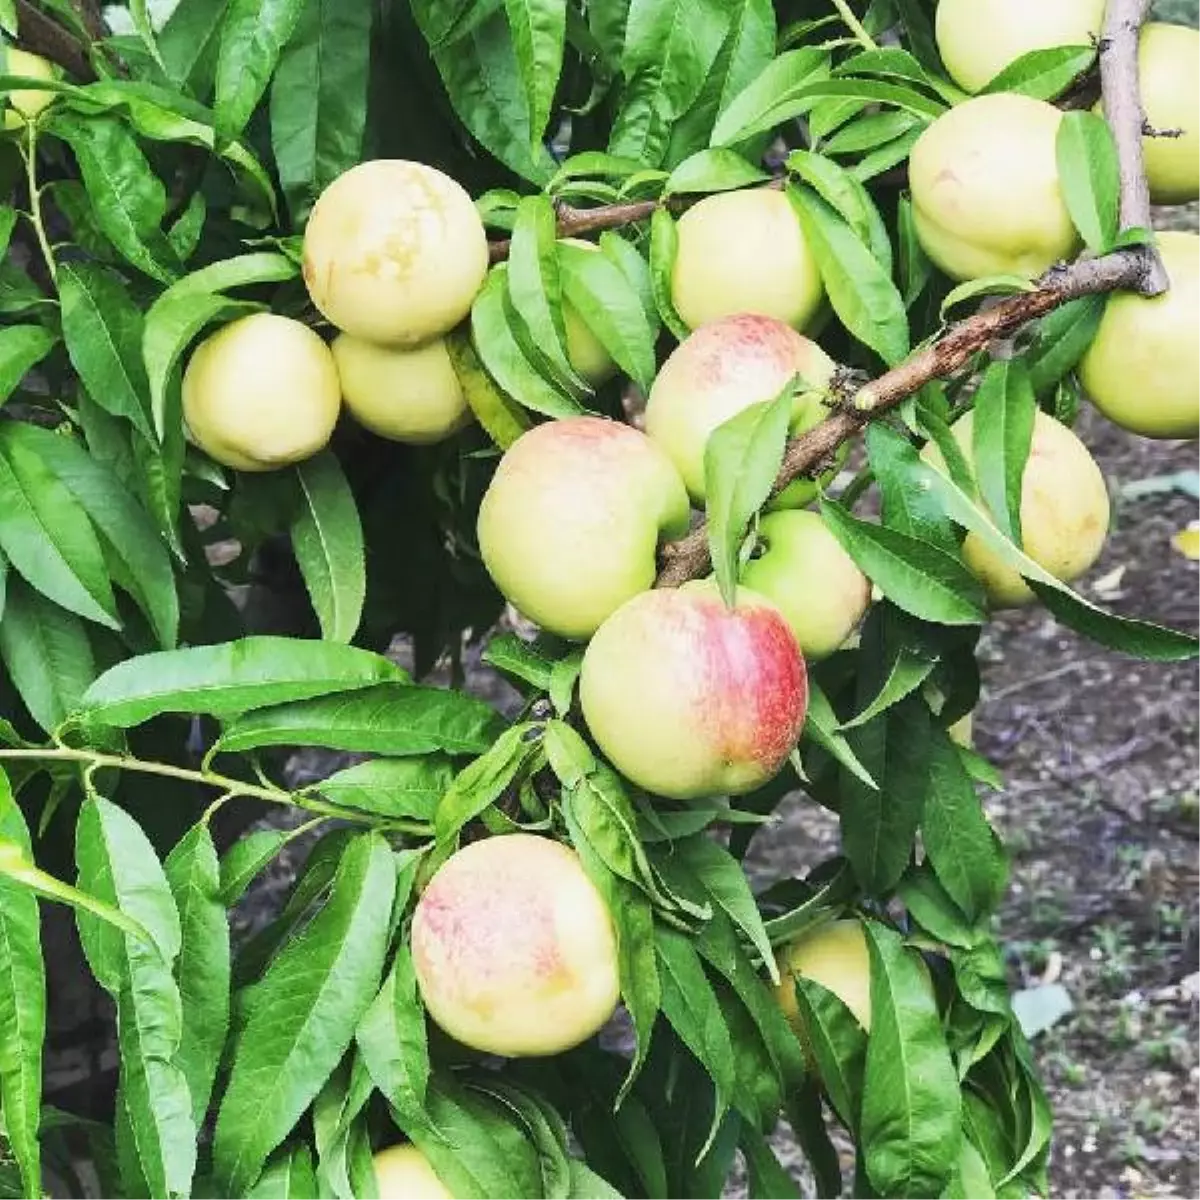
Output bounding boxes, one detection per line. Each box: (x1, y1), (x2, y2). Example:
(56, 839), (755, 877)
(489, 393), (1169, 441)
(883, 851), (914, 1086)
(654, 0), (1166, 588)
(13, 0), (97, 81)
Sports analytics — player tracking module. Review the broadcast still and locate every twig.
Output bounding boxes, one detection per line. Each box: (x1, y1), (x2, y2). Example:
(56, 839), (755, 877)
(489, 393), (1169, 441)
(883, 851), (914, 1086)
(654, 0), (1167, 588)
(13, 0), (97, 81)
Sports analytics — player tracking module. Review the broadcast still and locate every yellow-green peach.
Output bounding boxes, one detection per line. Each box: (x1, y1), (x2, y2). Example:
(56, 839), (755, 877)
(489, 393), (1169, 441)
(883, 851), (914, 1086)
(372, 1145), (453, 1199)
(182, 313), (340, 472)
(1078, 231), (1199, 439)
(477, 416), (690, 639)
(1139, 23), (1200, 204)
(302, 160), (488, 346)
(922, 409), (1110, 606)
(909, 94), (1077, 281)
(2, 49), (57, 129)
(331, 333), (471, 444)
(776, 919), (872, 1033)
(579, 581), (808, 800)
(411, 835), (619, 1057)
(741, 510), (871, 660)
(645, 313), (836, 502)
(671, 189), (825, 332)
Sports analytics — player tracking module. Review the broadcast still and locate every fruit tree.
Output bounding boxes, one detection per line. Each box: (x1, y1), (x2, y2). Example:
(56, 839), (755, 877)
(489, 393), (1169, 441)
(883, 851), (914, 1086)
(0, 1), (1196, 1198)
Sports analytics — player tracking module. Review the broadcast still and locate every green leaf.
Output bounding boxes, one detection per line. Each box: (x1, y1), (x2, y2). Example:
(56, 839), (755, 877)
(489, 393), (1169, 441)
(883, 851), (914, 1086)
(568, 1160), (624, 1200)
(482, 633), (556, 691)
(269, 0), (373, 222)
(315, 757), (453, 822)
(58, 262), (153, 439)
(917, 466), (1200, 661)
(970, 361), (1036, 543)
(508, 194), (589, 395)
(0, 576), (96, 733)
(445, 328), (532, 449)
(247, 1144), (320, 1199)
(1056, 110), (1120, 253)
(470, 266), (582, 419)
(9, 423), (179, 648)
(897, 194), (931, 308)
(838, 645), (937, 731)
(793, 975), (868, 1131)
(1025, 296), (1105, 396)
(0, 780), (44, 1200)
(861, 922), (961, 1198)
(435, 724), (542, 844)
(705, 388), (794, 605)
(558, 240), (657, 391)
(823, 108), (924, 155)
(217, 683), (506, 757)
(980, 44), (1096, 101)
(649, 208), (689, 338)
(49, 113), (179, 283)
(215, 0), (306, 137)
(820, 496), (986, 626)
(213, 833), (395, 1194)
(939, 275), (1037, 320)
(785, 1082), (843, 1199)
(786, 149), (892, 273)
(164, 822), (229, 1125)
(791, 186), (909, 366)
(504, 0), (566, 149)
(291, 451), (365, 644)
(741, 1119), (802, 1198)
(897, 864), (980, 950)
(80, 637), (405, 725)
(0, 325), (56, 405)
(665, 148), (768, 194)
(0, 426), (119, 629)
(356, 946), (430, 1118)
(75, 796), (196, 1199)
(711, 46), (829, 147)
(219, 829), (289, 906)
(802, 680), (878, 790)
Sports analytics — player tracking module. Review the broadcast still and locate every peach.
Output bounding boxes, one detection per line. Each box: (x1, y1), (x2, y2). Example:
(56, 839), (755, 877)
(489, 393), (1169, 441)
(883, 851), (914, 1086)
(741, 510), (872, 660)
(644, 314), (837, 503)
(1078, 231), (1199, 439)
(776, 918), (872, 1034)
(909, 94), (1077, 281)
(2, 49), (58, 129)
(1138, 24), (1199, 205)
(921, 409), (1110, 607)
(302, 160), (488, 346)
(671, 189), (825, 332)
(411, 835), (619, 1057)
(476, 416), (690, 639)
(579, 581), (808, 800)
(372, 1145), (453, 1199)
(181, 313), (340, 472)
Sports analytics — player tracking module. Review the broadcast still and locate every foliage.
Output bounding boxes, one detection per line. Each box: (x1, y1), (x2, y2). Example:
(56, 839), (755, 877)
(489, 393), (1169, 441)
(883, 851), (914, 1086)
(0, 2), (1194, 1199)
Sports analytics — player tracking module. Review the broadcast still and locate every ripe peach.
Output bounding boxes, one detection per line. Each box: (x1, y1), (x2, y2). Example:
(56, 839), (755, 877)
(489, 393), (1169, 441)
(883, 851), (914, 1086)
(671, 189), (825, 332)
(302, 160), (488, 346)
(579, 581), (808, 800)
(411, 835), (619, 1057)
(372, 1144), (452, 1199)
(1138, 23), (1199, 205)
(644, 314), (836, 502)
(181, 313), (340, 471)
(776, 918), (872, 1033)
(477, 416), (690, 640)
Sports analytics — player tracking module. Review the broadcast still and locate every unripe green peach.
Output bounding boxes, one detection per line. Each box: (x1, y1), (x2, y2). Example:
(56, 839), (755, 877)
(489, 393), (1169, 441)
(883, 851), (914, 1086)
(302, 160), (488, 346)
(411, 835), (619, 1057)
(921, 409), (1110, 607)
(331, 333), (470, 444)
(372, 1144), (453, 1200)
(477, 416), (690, 640)
(2, 49), (57, 129)
(644, 314), (836, 502)
(776, 919), (872, 1033)
(934, 0), (1105, 94)
(1138, 24), (1200, 205)
(1078, 231), (1199, 439)
(671, 189), (825, 332)
(909, 94), (1077, 282)
(741, 510), (871, 660)
(579, 581), (808, 800)
(182, 313), (340, 472)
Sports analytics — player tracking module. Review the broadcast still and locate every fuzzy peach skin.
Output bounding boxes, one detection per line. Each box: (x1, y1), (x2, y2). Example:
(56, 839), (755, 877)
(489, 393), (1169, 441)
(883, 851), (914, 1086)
(411, 835), (619, 1057)
(644, 314), (836, 503)
(182, 313), (341, 472)
(579, 581), (808, 800)
(671, 189), (825, 332)
(922, 409), (1110, 607)
(1078, 231), (1199, 439)
(302, 160), (489, 346)
(742, 510), (872, 660)
(372, 1144), (453, 1199)
(1138, 24), (1199, 205)
(909, 94), (1078, 282)
(776, 918), (872, 1034)
(477, 417), (690, 640)
(332, 333), (471, 444)
(2, 48), (58, 129)
(935, 0), (1105, 94)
